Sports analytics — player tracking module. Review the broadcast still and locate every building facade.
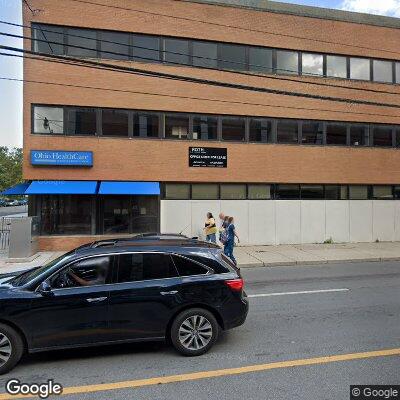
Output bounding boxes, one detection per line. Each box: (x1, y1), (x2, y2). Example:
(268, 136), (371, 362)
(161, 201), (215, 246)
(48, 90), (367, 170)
(20, 0), (400, 250)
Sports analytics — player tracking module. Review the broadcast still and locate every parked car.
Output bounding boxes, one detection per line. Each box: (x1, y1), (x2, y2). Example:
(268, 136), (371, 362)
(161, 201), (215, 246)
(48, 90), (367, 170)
(0, 199), (6, 207)
(0, 239), (248, 374)
(5, 200), (19, 207)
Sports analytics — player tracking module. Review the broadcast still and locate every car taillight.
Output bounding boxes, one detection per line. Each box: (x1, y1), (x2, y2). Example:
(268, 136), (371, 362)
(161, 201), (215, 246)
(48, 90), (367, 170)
(224, 278), (244, 291)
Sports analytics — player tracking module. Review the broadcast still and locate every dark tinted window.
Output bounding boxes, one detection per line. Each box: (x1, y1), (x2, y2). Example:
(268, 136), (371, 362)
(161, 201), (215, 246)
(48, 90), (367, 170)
(325, 185), (348, 200)
(33, 24), (64, 55)
(102, 109), (129, 137)
(373, 60), (393, 83)
(326, 123), (347, 145)
(221, 117), (245, 141)
(191, 184), (219, 200)
(249, 119), (273, 143)
(276, 120), (299, 144)
(349, 185), (369, 200)
(164, 184), (190, 199)
(192, 115), (218, 140)
(173, 255), (208, 276)
(220, 184), (246, 200)
(396, 128), (400, 147)
(133, 112), (159, 137)
(275, 184), (300, 199)
(248, 184), (271, 199)
(394, 186), (400, 199)
(373, 126), (393, 147)
(301, 121), (323, 145)
(117, 253), (177, 283)
(100, 31), (130, 60)
(350, 125), (369, 146)
(193, 41), (218, 68)
(219, 44), (246, 71)
(165, 114), (189, 139)
(67, 28), (97, 58)
(276, 50), (298, 75)
(326, 55), (347, 78)
(301, 185), (324, 199)
(373, 186), (393, 199)
(185, 255), (228, 273)
(66, 107), (97, 135)
(164, 38), (190, 65)
(132, 35), (160, 62)
(249, 47), (273, 73)
(33, 106), (64, 134)
(103, 197), (130, 234)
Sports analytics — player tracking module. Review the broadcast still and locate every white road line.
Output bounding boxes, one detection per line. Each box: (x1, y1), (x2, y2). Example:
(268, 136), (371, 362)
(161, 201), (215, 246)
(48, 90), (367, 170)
(248, 288), (350, 298)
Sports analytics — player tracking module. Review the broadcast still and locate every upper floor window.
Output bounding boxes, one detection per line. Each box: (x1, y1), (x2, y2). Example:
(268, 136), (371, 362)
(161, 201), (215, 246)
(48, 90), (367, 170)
(221, 117), (245, 141)
(102, 109), (129, 137)
(220, 184), (246, 200)
(249, 47), (273, 73)
(350, 124), (369, 146)
(33, 24), (64, 55)
(132, 35), (160, 62)
(350, 57), (370, 81)
(133, 112), (159, 138)
(373, 186), (393, 199)
(249, 118), (273, 143)
(100, 31), (130, 60)
(66, 107), (97, 135)
(164, 184), (190, 200)
(373, 60), (393, 83)
(66, 28), (97, 58)
(164, 38), (190, 65)
(276, 50), (298, 75)
(326, 123), (347, 145)
(301, 121), (323, 145)
(219, 44), (246, 71)
(300, 185), (324, 199)
(248, 184), (271, 200)
(165, 114), (189, 139)
(276, 120), (299, 144)
(192, 115), (218, 140)
(192, 41), (218, 68)
(396, 63), (400, 84)
(325, 185), (348, 200)
(33, 106), (64, 134)
(326, 55), (347, 78)
(349, 185), (369, 200)
(191, 184), (219, 200)
(275, 184), (300, 199)
(302, 53), (323, 76)
(372, 126), (393, 147)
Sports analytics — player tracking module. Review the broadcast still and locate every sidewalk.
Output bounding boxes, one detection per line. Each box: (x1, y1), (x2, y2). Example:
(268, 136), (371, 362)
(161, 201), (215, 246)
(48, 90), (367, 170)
(1, 242), (400, 273)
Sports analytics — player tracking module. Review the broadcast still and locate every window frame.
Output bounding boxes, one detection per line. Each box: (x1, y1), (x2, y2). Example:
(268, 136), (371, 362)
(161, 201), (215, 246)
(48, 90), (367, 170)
(171, 254), (212, 277)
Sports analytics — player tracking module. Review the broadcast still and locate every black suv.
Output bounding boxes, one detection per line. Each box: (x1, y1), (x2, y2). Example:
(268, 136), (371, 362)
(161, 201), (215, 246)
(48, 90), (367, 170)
(0, 238), (248, 374)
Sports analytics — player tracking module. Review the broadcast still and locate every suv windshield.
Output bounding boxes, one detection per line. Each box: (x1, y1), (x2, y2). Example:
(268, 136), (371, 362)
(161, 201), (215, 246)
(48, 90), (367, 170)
(11, 251), (74, 287)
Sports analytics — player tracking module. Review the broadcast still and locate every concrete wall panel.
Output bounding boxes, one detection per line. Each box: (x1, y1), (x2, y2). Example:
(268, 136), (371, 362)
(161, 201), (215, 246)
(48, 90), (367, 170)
(220, 201), (249, 244)
(325, 201), (350, 243)
(276, 201), (301, 244)
(160, 200), (192, 237)
(349, 201), (373, 243)
(248, 201), (276, 245)
(373, 201), (395, 242)
(301, 201), (325, 243)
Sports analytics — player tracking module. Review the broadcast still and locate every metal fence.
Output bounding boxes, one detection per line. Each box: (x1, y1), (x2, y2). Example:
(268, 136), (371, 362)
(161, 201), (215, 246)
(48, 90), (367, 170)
(0, 217), (11, 250)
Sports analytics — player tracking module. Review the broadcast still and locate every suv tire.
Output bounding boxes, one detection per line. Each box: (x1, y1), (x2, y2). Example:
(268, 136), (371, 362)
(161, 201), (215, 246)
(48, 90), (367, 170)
(0, 323), (24, 375)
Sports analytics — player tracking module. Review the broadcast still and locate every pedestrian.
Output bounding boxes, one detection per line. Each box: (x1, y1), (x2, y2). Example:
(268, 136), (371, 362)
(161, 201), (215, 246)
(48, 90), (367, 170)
(218, 212), (228, 243)
(204, 212), (218, 243)
(224, 216), (240, 265)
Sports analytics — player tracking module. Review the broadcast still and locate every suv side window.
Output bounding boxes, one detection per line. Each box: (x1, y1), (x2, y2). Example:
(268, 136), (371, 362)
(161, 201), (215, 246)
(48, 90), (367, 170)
(172, 255), (209, 276)
(117, 253), (178, 283)
(185, 255), (228, 273)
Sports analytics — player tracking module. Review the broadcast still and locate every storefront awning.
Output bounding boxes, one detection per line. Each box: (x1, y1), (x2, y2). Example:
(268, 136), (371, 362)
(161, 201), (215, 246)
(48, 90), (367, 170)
(0, 182), (30, 195)
(25, 181), (98, 195)
(98, 181), (160, 195)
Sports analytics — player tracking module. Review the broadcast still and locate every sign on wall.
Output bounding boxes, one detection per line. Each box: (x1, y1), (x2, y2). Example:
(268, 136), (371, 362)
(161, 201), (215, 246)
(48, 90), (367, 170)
(30, 150), (93, 167)
(189, 147), (227, 168)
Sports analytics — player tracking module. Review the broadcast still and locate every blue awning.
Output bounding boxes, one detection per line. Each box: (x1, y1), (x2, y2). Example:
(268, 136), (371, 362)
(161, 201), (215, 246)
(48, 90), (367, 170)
(25, 181), (98, 195)
(0, 182), (30, 195)
(98, 181), (160, 195)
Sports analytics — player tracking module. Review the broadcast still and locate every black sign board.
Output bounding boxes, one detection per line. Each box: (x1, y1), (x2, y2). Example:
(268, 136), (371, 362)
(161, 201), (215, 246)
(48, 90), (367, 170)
(189, 147), (227, 168)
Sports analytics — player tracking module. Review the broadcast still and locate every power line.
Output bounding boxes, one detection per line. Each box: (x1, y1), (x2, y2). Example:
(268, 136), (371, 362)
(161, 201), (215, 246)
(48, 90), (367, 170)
(2, 26), (400, 98)
(2, 44), (400, 111)
(65, 0), (400, 57)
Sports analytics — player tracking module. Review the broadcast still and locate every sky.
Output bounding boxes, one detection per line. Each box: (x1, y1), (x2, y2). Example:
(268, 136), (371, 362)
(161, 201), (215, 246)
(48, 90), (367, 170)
(1, 0), (400, 148)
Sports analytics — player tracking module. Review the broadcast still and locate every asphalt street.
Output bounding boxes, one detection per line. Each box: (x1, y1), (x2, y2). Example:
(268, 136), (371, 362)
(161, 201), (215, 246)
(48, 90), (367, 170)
(0, 261), (399, 400)
(0, 206), (27, 218)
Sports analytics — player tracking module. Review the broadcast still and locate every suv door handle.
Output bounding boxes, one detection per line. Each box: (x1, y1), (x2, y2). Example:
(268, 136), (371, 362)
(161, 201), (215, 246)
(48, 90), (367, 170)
(86, 296), (107, 303)
(160, 290), (178, 296)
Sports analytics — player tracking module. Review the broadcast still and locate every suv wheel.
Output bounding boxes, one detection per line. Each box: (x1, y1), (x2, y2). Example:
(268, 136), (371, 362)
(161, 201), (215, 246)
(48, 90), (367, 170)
(171, 308), (218, 356)
(0, 323), (24, 375)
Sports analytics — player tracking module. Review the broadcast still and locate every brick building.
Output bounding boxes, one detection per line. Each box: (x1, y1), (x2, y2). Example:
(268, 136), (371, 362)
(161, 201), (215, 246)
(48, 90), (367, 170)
(11, 0), (400, 250)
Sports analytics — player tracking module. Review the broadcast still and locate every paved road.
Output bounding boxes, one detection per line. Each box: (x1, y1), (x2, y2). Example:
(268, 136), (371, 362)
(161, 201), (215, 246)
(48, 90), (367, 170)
(0, 206), (27, 218)
(0, 261), (399, 399)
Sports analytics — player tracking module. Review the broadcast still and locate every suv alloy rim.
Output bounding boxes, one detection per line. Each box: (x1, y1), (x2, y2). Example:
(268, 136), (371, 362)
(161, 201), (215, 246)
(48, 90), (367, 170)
(0, 333), (12, 366)
(178, 315), (213, 351)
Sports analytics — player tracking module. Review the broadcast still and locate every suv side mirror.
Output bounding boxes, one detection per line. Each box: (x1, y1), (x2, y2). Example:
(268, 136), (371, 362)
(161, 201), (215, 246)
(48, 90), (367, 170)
(38, 281), (54, 297)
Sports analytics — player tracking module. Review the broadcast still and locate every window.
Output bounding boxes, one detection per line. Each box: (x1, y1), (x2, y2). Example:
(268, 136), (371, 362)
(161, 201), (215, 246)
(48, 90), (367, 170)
(164, 38), (190, 65)
(326, 55), (347, 78)
(133, 112), (159, 138)
(191, 184), (219, 200)
(301, 121), (323, 145)
(193, 41), (218, 68)
(192, 115), (218, 140)
(40, 195), (92, 234)
(302, 53), (323, 76)
(350, 57), (370, 81)
(33, 24), (64, 55)
(100, 31), (130, 60)
(66, 107), (97, 135)
(67, 28), (97, 58)
(373, 126), (393, 147)
(185, 255), (227, 273)
(248, 184), (271, 199)
(221, 117), (245, 141)
(102, 109), (129, 137)
(275, 184), (300, 199)
(132, 35), (160, 62)
(373, 186), (393, 199)
(326, 123), (347, 145)
(396, 128), (400, 147)
(172, 255), (208, 276)
(165, 114), (189, 139)
(349, 185), (369, 200)
(220, 184), (246, 199)
(350, 125), (369, 146)
(249, 118), (273, 142)
(249, 47), (273, 73)
(301, 185), (324, 199)
(117, 253), (177, 283)
(325, 185), (348, 200)
(396, 63), (400, 84)
(276, 50), (298, 75)
(33, 106), (63, 134)
(373, 60), (393, 83)
(219, 44), (246, 71)
(394, 186), (400, 199)
(276, 120), (299, 144)
(50, 256), (112, 288)
(103, 196), (130, 233)
(164, 184), (190, 199)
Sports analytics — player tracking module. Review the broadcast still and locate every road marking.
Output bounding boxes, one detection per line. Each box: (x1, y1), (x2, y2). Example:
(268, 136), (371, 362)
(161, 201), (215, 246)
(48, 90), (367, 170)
(0, 347), (398, 399)
(248, 288), (349, 298)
